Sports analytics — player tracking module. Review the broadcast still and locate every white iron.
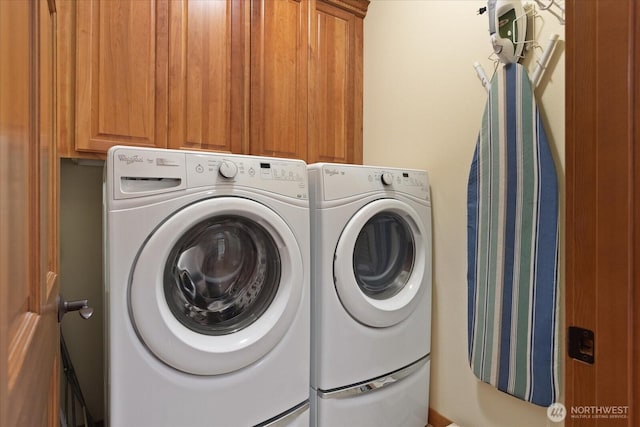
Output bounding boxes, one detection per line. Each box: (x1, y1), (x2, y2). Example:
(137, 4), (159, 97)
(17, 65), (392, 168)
(487, 0), (527, 63)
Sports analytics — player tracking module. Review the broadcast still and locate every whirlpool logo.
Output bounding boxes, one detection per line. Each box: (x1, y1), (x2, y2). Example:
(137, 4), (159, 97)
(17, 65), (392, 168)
(118, 154), (144, 165)
(324, 168), (340, 176)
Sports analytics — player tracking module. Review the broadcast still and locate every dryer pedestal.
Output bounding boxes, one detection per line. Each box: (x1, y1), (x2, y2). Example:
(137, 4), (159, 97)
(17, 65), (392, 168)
(311, 358), (430, 427)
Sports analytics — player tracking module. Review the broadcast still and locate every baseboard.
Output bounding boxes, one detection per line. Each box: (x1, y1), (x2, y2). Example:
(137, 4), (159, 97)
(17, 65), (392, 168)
(428, 407), (454, 427)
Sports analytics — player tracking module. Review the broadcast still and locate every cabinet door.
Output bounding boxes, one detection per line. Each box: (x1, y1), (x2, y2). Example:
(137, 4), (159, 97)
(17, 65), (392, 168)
(309, 0), (366, 164)
(250, 0), (309, 160)
(168, 0), (248, 153)
(75, 0), (169, 153)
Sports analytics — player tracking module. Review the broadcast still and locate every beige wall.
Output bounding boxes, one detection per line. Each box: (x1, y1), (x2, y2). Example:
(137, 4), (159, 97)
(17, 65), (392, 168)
(60, 159), (105, 421)
(363, 1), (565, 426)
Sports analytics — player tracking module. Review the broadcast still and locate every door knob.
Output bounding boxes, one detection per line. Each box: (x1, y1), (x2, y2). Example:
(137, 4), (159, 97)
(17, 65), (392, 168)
(58, 295), (94, 322)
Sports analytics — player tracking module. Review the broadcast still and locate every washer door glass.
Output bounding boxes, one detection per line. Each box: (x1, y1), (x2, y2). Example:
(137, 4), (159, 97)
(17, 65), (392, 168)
(129, 197), (304, 375)
(334, 199), (430, 328)
(353, 213), (414, 300)
(164, 216), (280, 336)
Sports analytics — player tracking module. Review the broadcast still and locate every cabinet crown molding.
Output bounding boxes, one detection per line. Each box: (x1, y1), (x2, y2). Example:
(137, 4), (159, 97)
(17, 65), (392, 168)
(320, 0), (369, 18)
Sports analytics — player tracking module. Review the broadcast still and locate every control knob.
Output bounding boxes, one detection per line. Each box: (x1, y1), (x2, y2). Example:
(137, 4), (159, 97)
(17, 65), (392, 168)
(219, 160), (238, 179)
(381, 172), (393, 186)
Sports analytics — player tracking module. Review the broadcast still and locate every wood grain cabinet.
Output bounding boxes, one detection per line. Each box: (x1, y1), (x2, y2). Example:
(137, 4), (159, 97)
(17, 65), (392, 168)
(168, 0), (247, 153)
(74, 0), (169, 154)
(249, 0), (309, 160)
(309, 0), (368, 164)
(60, 0), (245, 157)
(58, 0), (368, 163)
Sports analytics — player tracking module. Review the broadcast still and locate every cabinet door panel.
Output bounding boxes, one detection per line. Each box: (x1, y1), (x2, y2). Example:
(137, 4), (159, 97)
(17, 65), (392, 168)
(168, 0), (247, 153)
(309, 1), (363, 164)
(251, 0), (308, 160)
(76, 0), (168, 152)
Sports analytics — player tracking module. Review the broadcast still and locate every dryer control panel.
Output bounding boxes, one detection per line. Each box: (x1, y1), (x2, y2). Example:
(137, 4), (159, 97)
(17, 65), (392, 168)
(314, 163), (430, 202)
(110, 147), (307, 200)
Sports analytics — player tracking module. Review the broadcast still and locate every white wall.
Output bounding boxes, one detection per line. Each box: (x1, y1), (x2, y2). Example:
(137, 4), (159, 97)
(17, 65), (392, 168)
(363, 1), (565, 426)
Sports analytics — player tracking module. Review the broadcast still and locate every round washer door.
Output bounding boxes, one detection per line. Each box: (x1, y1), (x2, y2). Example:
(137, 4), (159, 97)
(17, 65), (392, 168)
(334, 199), (427, 327)
(129, 197), (303, 375)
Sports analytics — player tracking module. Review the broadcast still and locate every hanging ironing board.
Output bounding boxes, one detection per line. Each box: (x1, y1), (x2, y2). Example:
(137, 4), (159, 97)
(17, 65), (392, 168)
(467, 63), (559, 407)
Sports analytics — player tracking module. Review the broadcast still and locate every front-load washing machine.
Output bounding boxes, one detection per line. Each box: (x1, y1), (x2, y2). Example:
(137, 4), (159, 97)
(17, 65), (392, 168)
(307, 163), (432, 427)
(104, 146), (310, 426)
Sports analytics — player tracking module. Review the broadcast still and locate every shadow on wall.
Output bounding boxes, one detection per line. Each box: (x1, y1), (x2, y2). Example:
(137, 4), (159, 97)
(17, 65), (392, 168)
(60, 158), (105, 422)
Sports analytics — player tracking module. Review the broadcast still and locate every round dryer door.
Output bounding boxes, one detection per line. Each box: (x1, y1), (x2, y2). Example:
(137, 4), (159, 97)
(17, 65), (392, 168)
(334, 199), (428, 327)
(129, 197), (303, 375)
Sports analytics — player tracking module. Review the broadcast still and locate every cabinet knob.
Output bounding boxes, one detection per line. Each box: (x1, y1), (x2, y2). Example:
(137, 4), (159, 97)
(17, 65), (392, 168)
(58, 295), (94, 322)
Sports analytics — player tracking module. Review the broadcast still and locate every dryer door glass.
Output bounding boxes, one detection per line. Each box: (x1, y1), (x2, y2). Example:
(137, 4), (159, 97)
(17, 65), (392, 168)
(352, 212), (415, 300)
(163, 215), (281, 335)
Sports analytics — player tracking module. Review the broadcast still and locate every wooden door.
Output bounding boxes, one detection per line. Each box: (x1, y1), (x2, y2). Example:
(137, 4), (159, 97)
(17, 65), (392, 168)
(308, 0), (367, 164)
(74, 0), (169, 153)
(168, 0), (248, 153)
(0, 0), (60, 425)
(250, 0), (309, 160)
(565, 0), (638, 425)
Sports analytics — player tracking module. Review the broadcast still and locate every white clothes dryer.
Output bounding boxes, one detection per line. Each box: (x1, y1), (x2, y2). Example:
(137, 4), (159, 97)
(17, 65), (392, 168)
(307, 163), (432, 427)
(104, 146), (310, 427)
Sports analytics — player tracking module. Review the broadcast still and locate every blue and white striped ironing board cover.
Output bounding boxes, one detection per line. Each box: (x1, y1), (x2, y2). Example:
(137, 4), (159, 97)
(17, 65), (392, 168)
(467, 63), (559, 407)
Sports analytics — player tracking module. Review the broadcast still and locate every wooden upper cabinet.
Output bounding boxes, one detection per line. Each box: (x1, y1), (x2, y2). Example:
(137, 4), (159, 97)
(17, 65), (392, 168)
(250, 0), (309, 160)
(309, 0), (368, 164)
(168, 0), (247, 153)
(66, 0), (246, 157)
(75, 0), (169, 153)
(58, 0), (367, 161)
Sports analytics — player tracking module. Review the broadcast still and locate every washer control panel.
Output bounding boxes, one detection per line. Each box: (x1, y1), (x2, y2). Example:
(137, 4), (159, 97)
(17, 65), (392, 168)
(111, 147), (307, 200)
(186, 154), (306, 190)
